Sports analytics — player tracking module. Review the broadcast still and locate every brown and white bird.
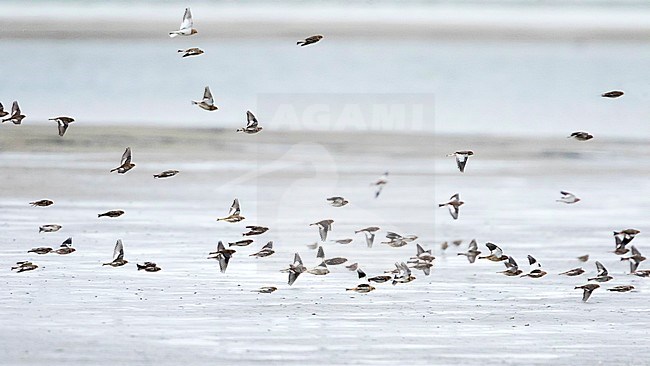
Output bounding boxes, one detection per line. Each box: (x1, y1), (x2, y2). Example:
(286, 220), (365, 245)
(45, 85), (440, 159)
(110, 147), (135, 174)
(316, 246), (347, 266)
(284, 253), (307, 286)
(608, 285), (634, 292)
(577, 254), (590, 262)
(228, 239), (254, 247)
(392, 262), (415, 285)
(192, 86), (218, 111)
(310, 219), (333, 242)
(498, 256), (522, 276)
(1, 101), (25, 124)
(588, 261), (613, 282)
(137, 262), (161, 272)
(457, 239), (481, 263)
(208, 241), (235, 273)
(410, 243), (435, 262)
(556, 191), (580, 204)
(447, 150), (474, 173)
(169, 7), (197, 37)
(11, 261), (38, 273)
(237, 111), (263, 134)
(559, 267), (585, 276)
(103, 239), (128, 267)
(575, 283), (600, 302)
(30, 199), (54, 207)
(307, 261), (330, 276)
(614, 229), (640, 246)
(28, 247), (53, 255)
(438, 193), (464, 220)
(177, 47), (204, 57)
(326, 196), (348, 207)
(601, 90), (624, 98)
(98, 210), (124, 218)
(253, 286), (278, 294)
(48, 116), (74, 137)
(51, 237), (75, 255)
(355, 226), (379, 248)
(371, 171), (388, 198)
(521, 255), (547, 278)
(346, 284), (376, 293)
(479, 242), (508, 262)
(621, 246), (646, 273)
(249, 241), (275, 258)
(153, 170), (179, 179)
(297, 35), (323, 46)
(216, 198), (245, 223)
(568, 131), (593, 141)
(242, 226), (269, 236)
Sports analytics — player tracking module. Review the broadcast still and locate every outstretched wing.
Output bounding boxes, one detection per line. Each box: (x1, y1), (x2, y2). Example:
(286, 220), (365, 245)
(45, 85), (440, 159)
(364, 232), (375, 248)
(246, 111), (258, 128)
(57, 121), (68, 137)
(203, 86), (214, 104)
(229, 198), (241, 216)
(288, 271), (300, 285)
(294, 253), (303, 265)
(180, 7), (193, 31)
(631, 245), (642, 257)
(448, 205), (459, 220)
(218, 254), (230, 273)
(357, 268), (367, 279)
(468, 239), (478, 251)
(582, 288), (593, 302)
(449, 193), (460, 201)
(317, 246), (325, 259)
(262, 241), (273, 250)
(486, 243), (502, 257)
(527, 255), (538, 266)
(595, 261), (608, 276)
(318, 225), (328, 241)
(456, 155), (468, 172)
(121, 147), (132, 165)
(11, 101), (20, 116)
(113, 239), (124, 261)
(416, 244), (424, 256)
(505, 256), (518, 270)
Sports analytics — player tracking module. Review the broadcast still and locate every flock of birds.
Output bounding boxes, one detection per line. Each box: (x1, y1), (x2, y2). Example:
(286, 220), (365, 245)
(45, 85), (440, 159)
(5, 8), (646, 302)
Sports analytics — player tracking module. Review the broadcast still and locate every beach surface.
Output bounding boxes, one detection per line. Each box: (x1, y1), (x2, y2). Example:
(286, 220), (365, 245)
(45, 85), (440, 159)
(1, 126), (649, 365)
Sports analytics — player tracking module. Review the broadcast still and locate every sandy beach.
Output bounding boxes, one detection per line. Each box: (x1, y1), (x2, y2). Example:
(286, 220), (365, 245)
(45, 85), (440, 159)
(1, 126), (649, 365)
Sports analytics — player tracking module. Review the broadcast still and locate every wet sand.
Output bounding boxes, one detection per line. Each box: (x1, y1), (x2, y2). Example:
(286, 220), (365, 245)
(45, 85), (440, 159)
(1, 126), (649, 365)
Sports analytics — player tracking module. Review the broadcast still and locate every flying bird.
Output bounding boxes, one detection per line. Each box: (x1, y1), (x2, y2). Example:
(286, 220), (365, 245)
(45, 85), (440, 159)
(371, 172), (388, 198)
(608, 285), (634, 292)
(253, 286), (278, 294)
(30, 199), (53, 207)
(326, 196), (348, 207)
(614, 229), (640, 246)
(410, 243), (435, 262)
(392, 262), (415, 285)
(137, 262), (161, 272)
(559, 268), (585, 276)
(1, 101), (25, 124)
(447, 150), (474, 173)
(297, 35), (323, 46)
(557, 191), (580, 204)
(284, 253), (307, 286)
(249, 241), (275, 258)
(103, 239), (128, 267)
(11, 261), (38, 273)
(48, 116), (74, 137)
(621, 246), (646, 273)
(228, 239), (254, 247)
(310, 219), (333, 242)
(521, 255), (547, 278)
(236, 111), (263, 134)
(169, 7), (197, 37)
(98, 210), (124, 218)
(601, 90), (624, 98)
(575, 283), (600, 302)
(154, 170), (179, 179)
(577, 254), (590, 262)
(28, 247), (53, 255)
(208, 241), (235, 273)
(178, 47), (204, 57)
(0, 102), (8, 117)
(479, 242), (508, 262)
(355, 226), (379, 248)
(346, 284), (376, 293)
(192, 86), (218, 111)
(457, 239), (481, 263)
(110, 147), (135, 174)
(438, 193), (464, 220)
(568, 131), (593, 141)
(498, 256), (522, 276)
(587, 261), (613, 282)
(242, 226), (269, 236)
(51, 237), (75, 255)
(216, 198), (245, 223)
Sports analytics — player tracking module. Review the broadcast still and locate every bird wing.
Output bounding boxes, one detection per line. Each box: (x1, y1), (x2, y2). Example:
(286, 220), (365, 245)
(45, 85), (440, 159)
(218, 254), (229, 273)
(229, 198), (241, 216)
(631, 245), (642, 257)
(294, 253), (303, 265)
(316, 246), (325, 259)
(401, 262), (412, 276)
(582, 288), (592, 302)
(121, 147), (132, 165)
(595, 261), (608, 276)
(318, 225), (328, 241)
(386, 232), (401, 240)
(357, 268), (367, 279)
(217, 241), (226, 252)
(630, 260), (640, 273)
(468, 239), (478, 251)
(374, 184), (384, 198)
(57, 121), (68, 137)
(527, 255), (537, 266)
(0, 102), (4, 113)
(416, 243), (424, 256)
(180, 7), (193, 31)
(11, 101), (20, 116)
(288, 271), (300, 285)
(486, 243), (502, 257)
(365, 232), (375, 248)
(448, 205), (459, 220)
(449, 193), (460, 201)
(203, 86), (214, 104)
(456, 155), (468, 172)
(61, 237), (73, 247)
(560, 191), (575, 199)
(505, 256), (518, 270)
(113, 239), (124, 261)
(246, 111), (258, 128)
(262, 241), (273, 250)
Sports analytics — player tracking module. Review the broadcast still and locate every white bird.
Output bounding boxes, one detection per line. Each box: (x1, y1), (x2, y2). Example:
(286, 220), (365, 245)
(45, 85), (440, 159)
(557, 191), (580, 204)
(447, 150), (474, 173)
(169, 8), (197, 38)
(192, 86), (218, 111)
(371, 171), (389, 198)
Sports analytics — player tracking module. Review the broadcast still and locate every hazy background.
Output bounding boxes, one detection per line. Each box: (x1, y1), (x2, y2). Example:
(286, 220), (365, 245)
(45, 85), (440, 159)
(1, 0), (650, 136)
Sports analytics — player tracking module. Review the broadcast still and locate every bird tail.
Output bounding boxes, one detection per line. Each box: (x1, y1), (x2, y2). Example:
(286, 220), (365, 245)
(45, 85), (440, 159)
(39, 228), (44, 233)
(438, 203), (446, 207)
(177, 49), (184, 52)
(137, 264), (146, 270)
(98, 214), (104, 218)
(169, 32), (179, 38)
(296, 41), (304, 45)
(345, 288), (354, 291)
(191, 101), (199, 105)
